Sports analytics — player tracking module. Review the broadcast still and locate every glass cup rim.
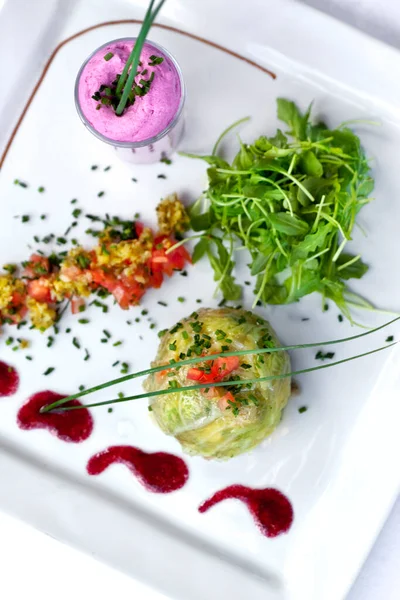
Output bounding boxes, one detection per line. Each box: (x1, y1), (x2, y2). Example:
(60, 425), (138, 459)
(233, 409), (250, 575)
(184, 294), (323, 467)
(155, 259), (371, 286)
(74, 37), (186, 148)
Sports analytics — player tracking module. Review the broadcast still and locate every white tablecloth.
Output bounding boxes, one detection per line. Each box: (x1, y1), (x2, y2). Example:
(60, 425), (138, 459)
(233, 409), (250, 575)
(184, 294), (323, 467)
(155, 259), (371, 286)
(1, 1), (399, 598)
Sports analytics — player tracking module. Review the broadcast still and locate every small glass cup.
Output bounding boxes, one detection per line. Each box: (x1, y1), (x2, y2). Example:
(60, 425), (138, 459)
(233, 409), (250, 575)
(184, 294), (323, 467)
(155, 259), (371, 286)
(74, 38), (185, 164)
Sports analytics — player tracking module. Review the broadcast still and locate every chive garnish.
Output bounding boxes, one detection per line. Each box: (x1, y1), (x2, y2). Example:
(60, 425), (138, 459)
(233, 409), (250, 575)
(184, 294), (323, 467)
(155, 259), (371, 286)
(43, 367), (55, 376)
(39, 317), (400, 414)
(104, 52), (114, 61)
(386, 335), (394, 342)
(298, 406), (308, 413)
(72, 337), (81, 349)
(38, 186), (45, 193)
(315, 351), (335, 361)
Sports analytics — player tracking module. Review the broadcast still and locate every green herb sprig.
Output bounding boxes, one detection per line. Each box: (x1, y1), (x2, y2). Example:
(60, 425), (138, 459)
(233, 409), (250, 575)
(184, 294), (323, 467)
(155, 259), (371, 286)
(40, 316), (399, 413)
(182, 99), (378, 322)
(97, 0), (166, 116)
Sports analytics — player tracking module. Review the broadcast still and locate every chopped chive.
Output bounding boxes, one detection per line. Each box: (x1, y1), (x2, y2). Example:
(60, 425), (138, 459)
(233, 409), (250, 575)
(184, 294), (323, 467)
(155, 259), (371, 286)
(158, 329), (168, 338)
(132, 178), (138, 183)
(43, 367), (55, 376)
(21, 215), (30, 223)
(108, 407), (113, 413)
(160, 156), (172, 165)
(104, 166), (111, 171)
(298, 406), (308, 414)
(182, 330), (189, 340)
(71, 199), (77, 204)
(157, 174), (167, 179)
(120, 362), (129, 374)
(338, 315), (344, 323)
(38, 186), (45, 193)
(79, 385), (85, 391)
(72, 337), (81, 349)
(141, 309), (149, 316)
(97, 191), (105, 197)
(315, 350), (335, 361)
(78, 318), (89, 324)
(113, 341), (122, 347)
(169, 341), (177, 351)
(40, 214), (46, 220)
(112, 360), (120, 367)
(103, 329), (111, 338)
(72, 208), (82, 218)
(104, 52), (114, 61)
(25, 355), (33, 361)
(158, 301), (167, 307)
(84, 349), (90, 361)
(386, 335), (394, 342)
(177, 297), (185, 303)
(47, 336), (54, 348)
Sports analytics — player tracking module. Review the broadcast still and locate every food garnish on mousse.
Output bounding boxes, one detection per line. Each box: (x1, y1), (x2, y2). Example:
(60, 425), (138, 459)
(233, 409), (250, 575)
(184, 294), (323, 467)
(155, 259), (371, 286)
(0, 196), (190, 334)
(75, 0), (185, 162)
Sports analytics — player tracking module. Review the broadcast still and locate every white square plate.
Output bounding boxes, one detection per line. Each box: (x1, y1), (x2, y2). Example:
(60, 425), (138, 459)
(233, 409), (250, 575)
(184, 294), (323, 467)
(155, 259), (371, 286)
(0, 1), (399, 599)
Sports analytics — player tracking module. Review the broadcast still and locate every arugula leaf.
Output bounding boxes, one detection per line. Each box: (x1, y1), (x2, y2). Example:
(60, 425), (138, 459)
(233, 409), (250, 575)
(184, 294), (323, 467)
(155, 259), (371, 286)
(336, 253), (369, 280)
(277, 98), (310, 140)
(192, 238), (209, 263)
(301, 150), (323, 177)
(268, 213), (309, 236)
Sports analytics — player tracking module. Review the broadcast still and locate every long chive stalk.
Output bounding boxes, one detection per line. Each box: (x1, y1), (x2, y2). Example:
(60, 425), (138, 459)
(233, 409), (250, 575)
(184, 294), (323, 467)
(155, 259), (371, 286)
(115, 0), (167, 115)
(41, 316), (400, 413)
(45, 342), (397, 412)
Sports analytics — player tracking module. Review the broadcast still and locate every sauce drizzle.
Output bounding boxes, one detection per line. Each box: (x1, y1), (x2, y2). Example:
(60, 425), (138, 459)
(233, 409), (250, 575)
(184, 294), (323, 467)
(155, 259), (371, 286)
(87, 445), (189, 493)
(0, 361), (19, 397)
(17, 390), (93, 442)
(199, 485), (293, 538)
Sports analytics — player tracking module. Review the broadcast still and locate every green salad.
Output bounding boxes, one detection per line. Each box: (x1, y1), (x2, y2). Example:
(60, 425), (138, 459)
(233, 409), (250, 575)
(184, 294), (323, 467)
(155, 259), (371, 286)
(186, 98), (374, 321)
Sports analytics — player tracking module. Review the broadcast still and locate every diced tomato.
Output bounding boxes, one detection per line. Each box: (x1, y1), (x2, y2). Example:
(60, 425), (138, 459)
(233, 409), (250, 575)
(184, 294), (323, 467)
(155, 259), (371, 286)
(61, 265), (82, 281)
(135, 222), (145, 237)
(150, 238), (191, 279)
(149, 269), (163, 289)
(71, 297), (86, 314)
(91, 269), (118, 292)
(27, 278), (52, 303)
(12, 291), (26, 307)
(187, 356), (239, 385)
(218, 392), (235, 411)
(210, 356), (240, 381)
(167, 243), (191, 271)
(187, 368), (209, 382)
(22, 254), (50, 279)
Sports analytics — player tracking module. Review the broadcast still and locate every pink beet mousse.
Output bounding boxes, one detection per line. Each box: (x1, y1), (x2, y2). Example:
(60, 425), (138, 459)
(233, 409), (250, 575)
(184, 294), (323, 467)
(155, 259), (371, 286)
(77, 40), (182, 143)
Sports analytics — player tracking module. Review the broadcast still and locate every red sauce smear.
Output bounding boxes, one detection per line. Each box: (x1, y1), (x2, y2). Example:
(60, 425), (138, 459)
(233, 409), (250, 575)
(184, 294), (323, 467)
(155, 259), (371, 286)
(199, 485), (293, 538)
(17, 390), (93, 443)
(87, 445), (189, 493)
(0, 361), (19, 397)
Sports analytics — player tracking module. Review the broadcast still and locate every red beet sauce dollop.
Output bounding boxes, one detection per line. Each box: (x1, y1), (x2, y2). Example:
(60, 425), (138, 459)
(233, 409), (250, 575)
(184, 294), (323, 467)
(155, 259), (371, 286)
(0, 361), (19, 397)
(17, 390), (93, 443)
(87, 445), (189, 493)
(199, 484), (293, 538)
